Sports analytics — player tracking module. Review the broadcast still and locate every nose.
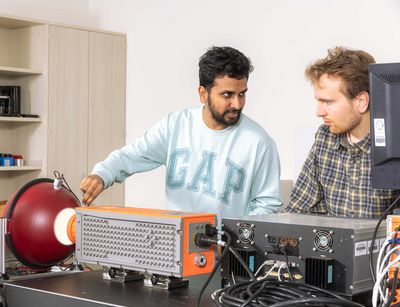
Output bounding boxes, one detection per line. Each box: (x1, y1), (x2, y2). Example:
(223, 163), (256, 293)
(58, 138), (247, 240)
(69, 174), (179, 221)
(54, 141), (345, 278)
(231, 95), (245, 110)
(316, 101), (327, 117)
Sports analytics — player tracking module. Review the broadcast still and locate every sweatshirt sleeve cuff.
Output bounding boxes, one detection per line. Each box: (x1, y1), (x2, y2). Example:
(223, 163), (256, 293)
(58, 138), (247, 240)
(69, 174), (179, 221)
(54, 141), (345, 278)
(91, 166), (114, 189)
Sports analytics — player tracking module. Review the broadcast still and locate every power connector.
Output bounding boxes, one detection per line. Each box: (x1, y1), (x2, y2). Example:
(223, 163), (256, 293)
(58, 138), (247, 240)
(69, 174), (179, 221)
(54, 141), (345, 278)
(205, 224), (218, 237)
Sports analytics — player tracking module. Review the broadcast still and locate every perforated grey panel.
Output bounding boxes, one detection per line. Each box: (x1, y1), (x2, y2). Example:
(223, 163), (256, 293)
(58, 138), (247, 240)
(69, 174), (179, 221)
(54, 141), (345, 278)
(76, 215), (181, 275)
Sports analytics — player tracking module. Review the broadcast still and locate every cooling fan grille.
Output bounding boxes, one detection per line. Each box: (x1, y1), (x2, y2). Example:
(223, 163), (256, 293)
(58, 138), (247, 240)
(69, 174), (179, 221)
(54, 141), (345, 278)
(313, 230), (333, 252)
(238, 224), (255, 243)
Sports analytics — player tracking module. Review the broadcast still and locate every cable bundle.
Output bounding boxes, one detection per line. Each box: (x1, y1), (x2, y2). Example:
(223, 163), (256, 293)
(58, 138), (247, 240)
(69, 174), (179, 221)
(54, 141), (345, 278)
(372, 231), (400, 307)
(196, 225), (368, 307)
(212, 279), (364, 307)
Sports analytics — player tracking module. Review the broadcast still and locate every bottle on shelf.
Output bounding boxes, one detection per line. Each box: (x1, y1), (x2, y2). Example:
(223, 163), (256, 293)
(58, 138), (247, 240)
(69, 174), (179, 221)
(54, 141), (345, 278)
(0, 153), (24, 167)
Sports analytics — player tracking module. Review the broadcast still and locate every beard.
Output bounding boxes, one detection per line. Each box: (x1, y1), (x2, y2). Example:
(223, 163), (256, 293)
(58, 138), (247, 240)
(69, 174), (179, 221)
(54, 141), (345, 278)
(324, 113), (362, 135)
(208, 97), (242, 127)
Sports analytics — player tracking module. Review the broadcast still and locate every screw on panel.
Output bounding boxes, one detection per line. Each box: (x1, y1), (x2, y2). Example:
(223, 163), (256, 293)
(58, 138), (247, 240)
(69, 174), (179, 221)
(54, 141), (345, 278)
(251, 224), (255, 228)
(237, 223), (241, 226)
(350, 235), (355, 239)
(329, 249), (334, 253)
(236, 240), (240, 243)
(312, 247), (317, 251)
(299, 237), (303, 241)
(313, 229), (317, 233)
(350, 285), (353, 290)
(329, 230), (334, 235)
(250, 241), (254, 245)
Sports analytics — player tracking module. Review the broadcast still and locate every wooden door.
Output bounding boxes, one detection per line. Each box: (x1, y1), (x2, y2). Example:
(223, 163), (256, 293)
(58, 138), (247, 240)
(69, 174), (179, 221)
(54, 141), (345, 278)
(48, 25), (89, 198)
(88, 32), (126, 206)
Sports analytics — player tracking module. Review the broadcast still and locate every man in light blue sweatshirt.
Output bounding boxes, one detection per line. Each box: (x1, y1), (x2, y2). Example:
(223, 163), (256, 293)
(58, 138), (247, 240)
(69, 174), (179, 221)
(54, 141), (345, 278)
(80, 46), (281, 218)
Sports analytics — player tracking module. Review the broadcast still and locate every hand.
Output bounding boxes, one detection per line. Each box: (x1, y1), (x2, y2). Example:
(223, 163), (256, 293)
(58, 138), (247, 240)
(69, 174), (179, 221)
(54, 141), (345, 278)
(80, 174), (105, 205)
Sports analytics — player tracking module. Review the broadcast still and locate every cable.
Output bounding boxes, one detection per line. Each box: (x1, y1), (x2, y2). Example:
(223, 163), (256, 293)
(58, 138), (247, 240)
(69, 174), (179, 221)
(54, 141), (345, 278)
(231, 271), (236, 284)
(53, 170), (80, 204)
(0, 291), (7, 307)
(370, 194), (400, 283)
(269, 297), (361, 307)
(375, 232), (399, 303)
(255, 260), (274, 277)
(281, 247), (294, 282)
(197, 230), (232, 307)
(373, 254), (400, 306)
(259, 264), (277, 280)
(228, 246), (255, 281)
(376, 234), (392, 278)
(213, 280), (365, 307)
(383, 266), (399, 307)
(277, 263), (284, 282)
(240, 280), (268, 307)
(83, 263), (93, 271)
(211, 289), (225, 307)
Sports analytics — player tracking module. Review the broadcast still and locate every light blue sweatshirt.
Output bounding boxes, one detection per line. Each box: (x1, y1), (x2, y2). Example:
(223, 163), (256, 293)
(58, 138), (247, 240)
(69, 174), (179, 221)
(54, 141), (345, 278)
(92, 107), (282, 218)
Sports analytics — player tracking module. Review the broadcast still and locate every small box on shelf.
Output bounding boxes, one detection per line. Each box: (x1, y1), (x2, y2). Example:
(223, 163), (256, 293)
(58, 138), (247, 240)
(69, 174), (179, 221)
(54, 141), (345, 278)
(0, 153), (24, 167)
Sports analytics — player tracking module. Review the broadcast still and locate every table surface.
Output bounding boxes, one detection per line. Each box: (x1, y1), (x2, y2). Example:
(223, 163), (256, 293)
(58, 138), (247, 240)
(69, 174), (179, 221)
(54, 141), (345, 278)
(2, 270), (220, 307)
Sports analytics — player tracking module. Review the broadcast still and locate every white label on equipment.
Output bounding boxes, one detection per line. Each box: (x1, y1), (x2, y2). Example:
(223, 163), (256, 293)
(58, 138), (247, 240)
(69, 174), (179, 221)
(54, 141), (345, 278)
(374, 118), (386, 147)
(354, 241), (367, 256)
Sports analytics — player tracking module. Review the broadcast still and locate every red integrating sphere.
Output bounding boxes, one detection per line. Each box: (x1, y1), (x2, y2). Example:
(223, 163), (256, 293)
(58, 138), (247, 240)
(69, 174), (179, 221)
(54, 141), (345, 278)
(3, 179), (80, 269)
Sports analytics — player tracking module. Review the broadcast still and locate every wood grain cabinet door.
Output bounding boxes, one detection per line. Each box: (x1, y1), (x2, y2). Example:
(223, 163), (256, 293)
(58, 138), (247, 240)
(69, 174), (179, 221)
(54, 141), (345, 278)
(48, 25), (89, 196)
(88, 32), (126, 206)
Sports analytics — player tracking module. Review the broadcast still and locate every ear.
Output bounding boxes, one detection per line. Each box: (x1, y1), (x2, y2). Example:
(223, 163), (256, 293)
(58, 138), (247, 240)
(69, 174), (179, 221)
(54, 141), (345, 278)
(198, 86), (208, 105)
(356, 91), (369, 114)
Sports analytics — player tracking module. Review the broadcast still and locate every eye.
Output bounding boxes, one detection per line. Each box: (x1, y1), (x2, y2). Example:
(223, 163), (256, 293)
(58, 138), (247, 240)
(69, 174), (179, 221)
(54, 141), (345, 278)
(318, 99), (334, 105)
(222, 92), (233, 98)
(239, 92), (246, 97)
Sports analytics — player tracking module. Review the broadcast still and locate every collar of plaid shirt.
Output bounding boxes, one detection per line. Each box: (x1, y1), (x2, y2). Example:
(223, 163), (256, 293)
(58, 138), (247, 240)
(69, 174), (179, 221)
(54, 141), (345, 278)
(336, 132), (370, 152)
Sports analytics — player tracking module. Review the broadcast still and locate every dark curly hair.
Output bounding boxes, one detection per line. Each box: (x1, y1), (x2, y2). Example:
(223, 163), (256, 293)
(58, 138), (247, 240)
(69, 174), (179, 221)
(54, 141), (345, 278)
(199, 46), (254, 90)
(305, 46), (375, 99)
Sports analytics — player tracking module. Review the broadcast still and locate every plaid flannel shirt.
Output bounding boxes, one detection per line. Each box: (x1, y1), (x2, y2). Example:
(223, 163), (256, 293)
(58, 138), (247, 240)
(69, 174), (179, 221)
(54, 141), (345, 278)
(286, 125), (399, 218)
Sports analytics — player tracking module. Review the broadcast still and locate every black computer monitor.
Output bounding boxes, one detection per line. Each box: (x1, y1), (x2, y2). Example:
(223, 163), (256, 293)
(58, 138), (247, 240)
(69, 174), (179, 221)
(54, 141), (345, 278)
(369, 63), (400, 189)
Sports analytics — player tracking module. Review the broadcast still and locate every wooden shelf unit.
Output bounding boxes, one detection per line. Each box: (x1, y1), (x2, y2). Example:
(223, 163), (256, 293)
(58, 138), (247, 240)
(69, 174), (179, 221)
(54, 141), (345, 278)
(0, 14), (126, 205)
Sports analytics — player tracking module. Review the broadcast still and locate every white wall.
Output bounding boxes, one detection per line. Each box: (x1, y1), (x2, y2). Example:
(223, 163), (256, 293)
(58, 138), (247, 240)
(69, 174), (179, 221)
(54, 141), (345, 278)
(2, 0), (400, 209)
(88, 0), (400, 208)
(0, 0), (91, 26)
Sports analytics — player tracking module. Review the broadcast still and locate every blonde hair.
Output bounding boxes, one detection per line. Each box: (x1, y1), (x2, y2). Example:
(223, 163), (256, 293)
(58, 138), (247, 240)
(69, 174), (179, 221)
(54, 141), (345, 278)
(305, 47), (375, 99)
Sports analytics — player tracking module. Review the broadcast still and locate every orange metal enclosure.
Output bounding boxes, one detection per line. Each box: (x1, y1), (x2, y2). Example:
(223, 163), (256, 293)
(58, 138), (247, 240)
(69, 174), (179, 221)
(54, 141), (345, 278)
(73, 206), (216, 278)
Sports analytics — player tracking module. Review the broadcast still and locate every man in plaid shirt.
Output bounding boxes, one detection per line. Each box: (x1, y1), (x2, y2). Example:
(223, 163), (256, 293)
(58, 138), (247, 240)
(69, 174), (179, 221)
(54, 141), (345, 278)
(286, 47), (399, 218)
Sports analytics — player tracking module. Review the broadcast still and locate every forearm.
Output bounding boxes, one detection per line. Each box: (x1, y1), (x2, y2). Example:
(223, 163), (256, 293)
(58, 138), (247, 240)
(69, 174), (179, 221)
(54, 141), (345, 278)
(92, 143), (164, 188)
(286, 166), (324, 213)
(248, 142), (282, 215)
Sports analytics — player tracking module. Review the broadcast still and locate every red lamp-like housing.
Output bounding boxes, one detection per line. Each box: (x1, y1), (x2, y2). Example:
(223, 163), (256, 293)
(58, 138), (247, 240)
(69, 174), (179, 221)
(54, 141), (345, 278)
(3, 178), (79, 269)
